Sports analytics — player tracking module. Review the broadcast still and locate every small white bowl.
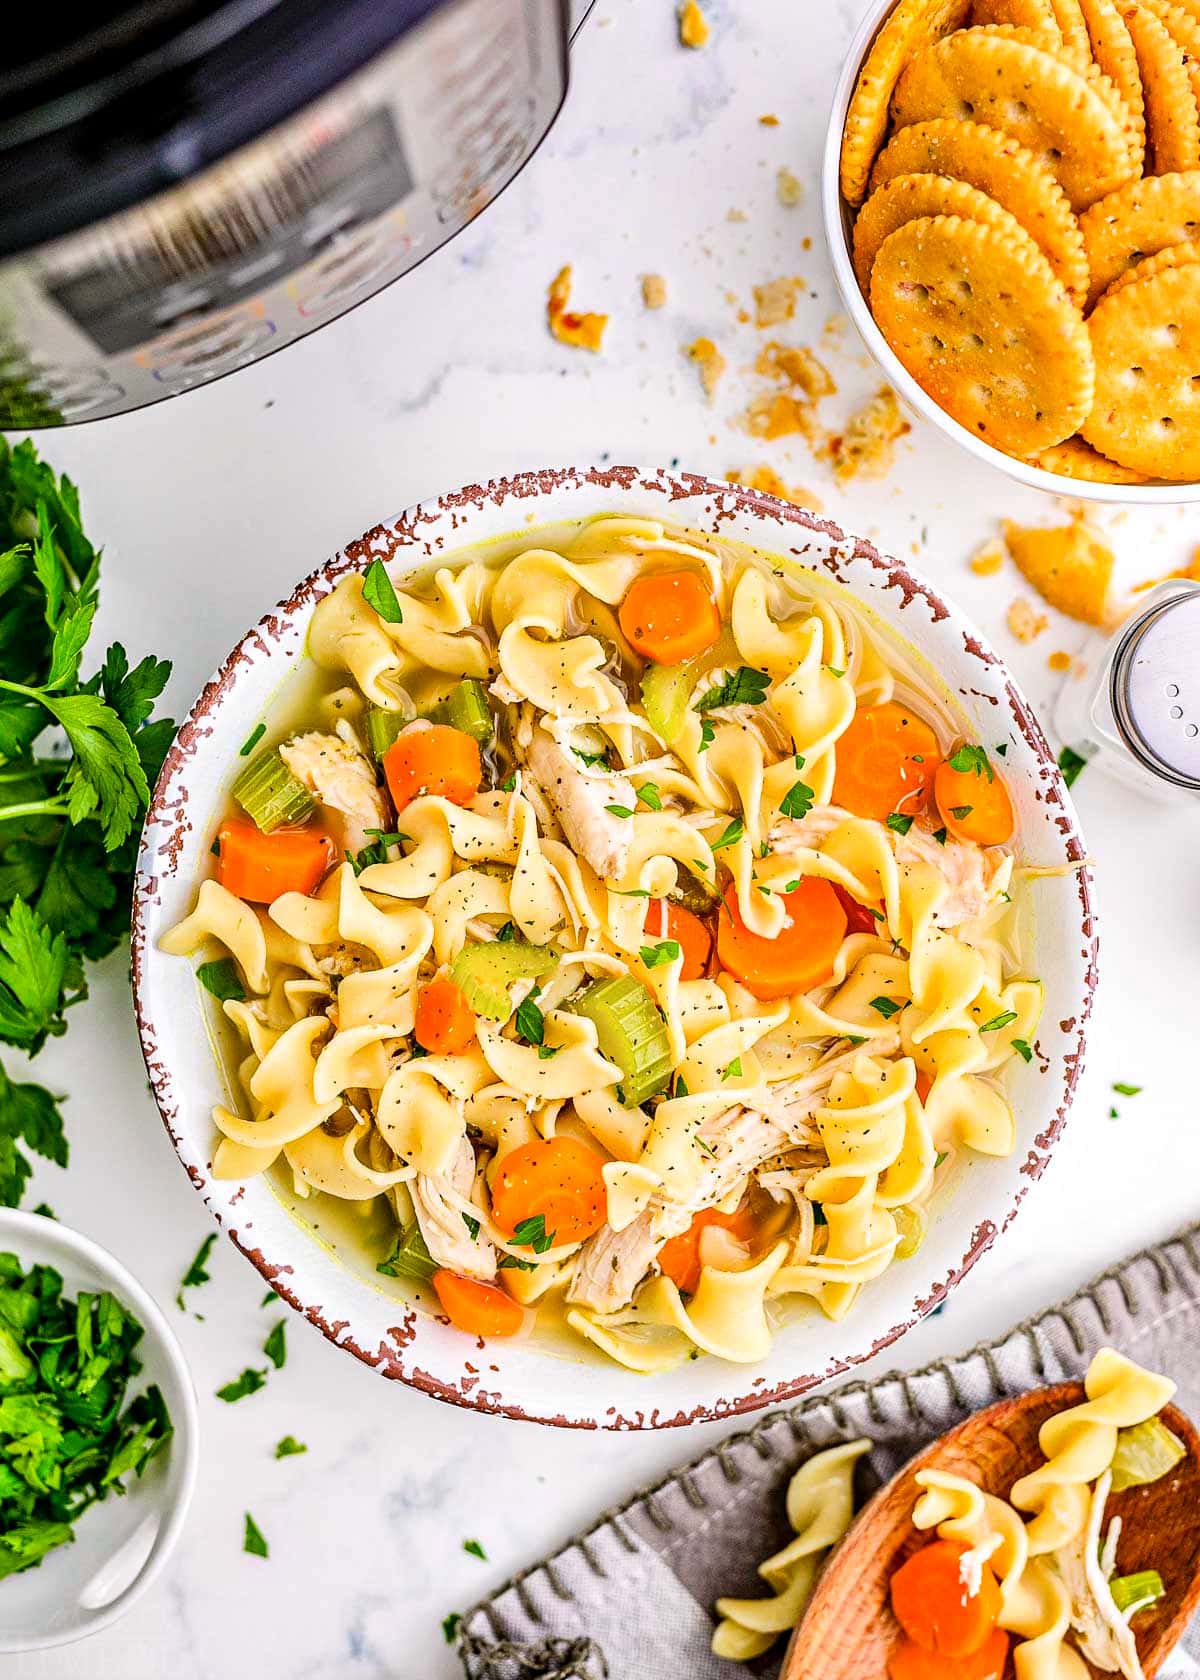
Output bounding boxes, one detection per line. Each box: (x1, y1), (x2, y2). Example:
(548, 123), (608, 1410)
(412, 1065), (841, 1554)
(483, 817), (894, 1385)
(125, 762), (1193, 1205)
(821, 0), (1200, 504)
(132, 466), (1096, 1430)
(0, 1210), (199, 1653)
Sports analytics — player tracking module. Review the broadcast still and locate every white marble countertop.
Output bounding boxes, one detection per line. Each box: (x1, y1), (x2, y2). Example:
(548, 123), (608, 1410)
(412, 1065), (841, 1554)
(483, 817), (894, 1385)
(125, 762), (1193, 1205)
(8, 1), (1200, 1674)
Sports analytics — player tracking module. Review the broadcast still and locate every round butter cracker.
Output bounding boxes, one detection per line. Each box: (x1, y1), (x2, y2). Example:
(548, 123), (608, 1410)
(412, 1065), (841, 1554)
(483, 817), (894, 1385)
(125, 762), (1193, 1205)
(869, 212), (1095, 453)
(1078, 0), (1147, 155)
(1118, 2), (1200, 172)
(853, 172), (1034, 289)
(971, 0), (1062, 28)
(840, 0), (973, 206)
(1030, 434), (1152, 478)
(891, 28), (1141, 208)
(869, 117), (1089, 301)
(1083, 251), (1200, 476)
(1080, 169), (1200, 305)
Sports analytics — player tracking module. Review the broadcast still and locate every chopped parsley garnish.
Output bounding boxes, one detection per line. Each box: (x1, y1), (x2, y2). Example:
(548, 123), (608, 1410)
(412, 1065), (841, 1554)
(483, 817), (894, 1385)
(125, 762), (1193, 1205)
(362, 558), (404, 624)
(640, 940), (681, 968)
(244, 1513), (269, 1558)
(711, 818), (744, 852)
(196, 957), (245, 1003)
(698, 718), (716, 751)
(947, 743), (994, 781)
(239, 722), (265, 757)
(351, 829), (409, 873)
(784, 878), (801, 893)
(0, 1254), (173, 1579)
(636, 783), (662, 811)
(949, 805), (973, 821)
(614, 887), (650, 897)
(721, 1057), (743, 1081)
(216, 1368), (268, 1403)
(995, 743), (1008, 757)
(1109, 1106), (1119, 1119)
(496, 921), (517, 942)
(1057, 745), (1087, 788)
(932, 827), (948, 846)
(605, 803), (634, 819)
(812, 1202), (827, 1226)
(463, 1538), (487, 1560)
(572, 748), (609, 768)
(980, 1011), (1018, 1033)
(499, 773), (517, 792)
(695, 1136), (717, 1158)
(263, 1321), (287, 1370)
(275, 1436), (307, 1459)
(443, 1612), (462, 1644)
(758, 840), (770, 858)
(1113, 1081), (1142, 1097)
(672, 1073), (689, 1098)
(1012, 1039), (1033, 1063)
(869, 996), (902, 1019)
(462, 1212), (480, 1240)
(845, 1035), (867, 1046)
(497, 1254), (536, 1272)
(261, 1290), (278, 1307)
(934, 1151), (948, 1168)
(824, 665), (846, 678)
(176, 1231), (217, 1310)
(779, 778), (815, 820)
(537, 1044), (559, 1060)
(695, 666), (770, 713)
(911, 754), (924, 764)
(514, 992), (545, 1047)
(512, 1214), (555, 1253)
(885, 812), (914, 835)
(794, 754), (806, 769)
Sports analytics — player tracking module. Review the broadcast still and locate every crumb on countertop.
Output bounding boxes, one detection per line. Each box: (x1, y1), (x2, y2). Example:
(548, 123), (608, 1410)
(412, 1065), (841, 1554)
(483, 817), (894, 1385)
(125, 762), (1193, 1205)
(822, 313), (849, 343)
(1131, 545), (1200, 592)
(753, 276), (803, 328)
(687, 336), (727, 398)
(727, 465), (824, 512)
(744, 391), (816, 440)
(726, 208), (748, 223)
(678, 0), (710, 47)
(969, 538), (1006, 577)
(1006, 597), (1049, 643)
(547, 266), (607, 351)
(756, 341), (836, 400)
(777, 168), (803, 208)
(759, 114), (779, 126)
(816, 386), (910, 483)
(1048, 650), (1073, 672)
(641, 274), (667, 310)
(1002, 518), (1115, 626)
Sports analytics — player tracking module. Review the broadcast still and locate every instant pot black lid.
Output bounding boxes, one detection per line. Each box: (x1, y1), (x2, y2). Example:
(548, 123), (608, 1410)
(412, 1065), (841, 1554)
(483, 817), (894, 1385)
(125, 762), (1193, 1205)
(0, 0), (442, 258)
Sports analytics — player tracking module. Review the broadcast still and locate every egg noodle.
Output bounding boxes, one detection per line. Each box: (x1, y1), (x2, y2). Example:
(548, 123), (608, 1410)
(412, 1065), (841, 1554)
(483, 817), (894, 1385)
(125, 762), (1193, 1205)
(162, 514), (1044, 1369)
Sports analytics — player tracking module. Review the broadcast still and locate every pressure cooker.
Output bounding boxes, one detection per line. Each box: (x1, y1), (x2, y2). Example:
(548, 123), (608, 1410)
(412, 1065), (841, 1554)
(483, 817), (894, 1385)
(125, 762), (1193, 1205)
(0, 0), (580, 428)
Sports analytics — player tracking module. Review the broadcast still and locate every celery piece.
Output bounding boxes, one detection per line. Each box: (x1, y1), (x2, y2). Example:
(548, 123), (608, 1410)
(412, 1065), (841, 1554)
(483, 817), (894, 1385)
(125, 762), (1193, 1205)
(231, 748), (314, 833)
(571, 975), (672, 1107)
(1110, 1417), (1187, 1491)
(892, 1204), (925, 1260)
(1109, 1570), (1165, 1615)
(445, 680), (494, 745)
(377, 1224), (437, 1284)
(641, 663), (694, 745)
(450, 940), (558, 1019)
(367, 707), (407, 762)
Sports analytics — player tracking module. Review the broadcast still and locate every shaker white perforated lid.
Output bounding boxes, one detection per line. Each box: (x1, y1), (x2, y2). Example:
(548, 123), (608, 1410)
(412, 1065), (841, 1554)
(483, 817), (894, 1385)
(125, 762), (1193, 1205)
(1110, 586), (1200, 790)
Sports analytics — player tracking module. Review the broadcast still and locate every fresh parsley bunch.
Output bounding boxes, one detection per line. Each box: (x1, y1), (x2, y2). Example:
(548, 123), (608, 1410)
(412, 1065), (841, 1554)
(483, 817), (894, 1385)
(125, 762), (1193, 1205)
(0, 439), (174, 1205)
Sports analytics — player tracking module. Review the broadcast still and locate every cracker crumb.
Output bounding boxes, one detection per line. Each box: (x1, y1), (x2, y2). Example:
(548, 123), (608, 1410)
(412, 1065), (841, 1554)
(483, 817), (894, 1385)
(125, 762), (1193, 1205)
(744, 391), (816, 440)
(823, 314), (849, 342)
(736, 307), (751, 324)
(641, 274), (667, 310)
(777, 168), (803, 208)
(678, 0), (710, 47)
(727, 465), (824, 511)
(817, 386), (910, 483)
(726, 208), (748, 223)
(1131, 545), (1200, 592)
(547, 266), (607, 351)
(759, 114), (780, 126)
(1006, 597), (1049, 643)
(687, 336), (727, 399)
(755, 341), (836, 399)
(1001, 518), (1115, 626)
(969, 538), (1006, 577)
(1047, 650), (1073, 672)
(753, 276), (802, 328)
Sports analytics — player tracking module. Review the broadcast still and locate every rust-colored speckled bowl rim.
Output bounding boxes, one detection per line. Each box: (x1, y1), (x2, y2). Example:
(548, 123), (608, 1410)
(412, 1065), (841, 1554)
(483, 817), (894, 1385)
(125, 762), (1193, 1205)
(131, 465), (1097, 1430)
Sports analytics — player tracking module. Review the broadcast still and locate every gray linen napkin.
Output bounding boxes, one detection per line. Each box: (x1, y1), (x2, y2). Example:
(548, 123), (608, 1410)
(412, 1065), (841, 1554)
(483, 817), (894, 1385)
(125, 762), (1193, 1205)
(459, 1221), (1200, 1680)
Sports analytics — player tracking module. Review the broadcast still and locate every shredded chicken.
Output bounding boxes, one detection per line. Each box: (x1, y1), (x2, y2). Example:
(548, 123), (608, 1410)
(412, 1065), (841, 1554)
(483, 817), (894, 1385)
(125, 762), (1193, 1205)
(770, 807), (854, 852)
(677, 1109), (790, 1220)
(279, 726), (389, 853)
(521, 728), (634, 881)
(895, 826), (1006, 926)
(411, 1136), (496, 1282)
(1057, 1473), (1144, 1680)
(566, 1210), (661, 1313)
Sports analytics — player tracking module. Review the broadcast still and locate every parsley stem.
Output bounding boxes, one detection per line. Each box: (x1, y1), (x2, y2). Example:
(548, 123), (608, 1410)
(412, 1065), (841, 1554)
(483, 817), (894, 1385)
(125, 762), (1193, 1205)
(0, 761), (67, 782)
(0, 797), (71, 823)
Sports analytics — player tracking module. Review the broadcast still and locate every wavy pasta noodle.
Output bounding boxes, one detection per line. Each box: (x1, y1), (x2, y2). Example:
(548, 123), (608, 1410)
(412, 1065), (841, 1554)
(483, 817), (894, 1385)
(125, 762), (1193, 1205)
(162, 514), (1047, 1366)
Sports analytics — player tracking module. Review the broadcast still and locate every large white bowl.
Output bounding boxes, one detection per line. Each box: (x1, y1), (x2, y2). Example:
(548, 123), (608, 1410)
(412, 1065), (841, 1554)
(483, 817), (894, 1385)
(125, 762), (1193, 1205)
(131, 465), (1097, 1430)
(0, 1209), (199, 1651)
(821, 0), (1200, 505)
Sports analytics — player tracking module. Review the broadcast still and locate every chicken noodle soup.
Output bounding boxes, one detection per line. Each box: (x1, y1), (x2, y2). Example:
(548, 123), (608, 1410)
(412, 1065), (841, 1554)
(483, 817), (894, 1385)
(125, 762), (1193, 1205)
(161, 514), (1043, 1369)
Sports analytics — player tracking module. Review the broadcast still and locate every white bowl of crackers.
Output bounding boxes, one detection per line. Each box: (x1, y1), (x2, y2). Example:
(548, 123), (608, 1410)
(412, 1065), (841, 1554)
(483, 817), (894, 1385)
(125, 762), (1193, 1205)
(823, 0), (1200, 501)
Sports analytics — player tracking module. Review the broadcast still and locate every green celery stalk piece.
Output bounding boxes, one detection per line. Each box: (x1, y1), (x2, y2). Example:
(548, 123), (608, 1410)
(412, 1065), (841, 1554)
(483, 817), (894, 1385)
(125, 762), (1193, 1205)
(1111, 1418), (1187, 1491)
(450, 941), (557, 1019)
(1109, 1570), (1165, 1615)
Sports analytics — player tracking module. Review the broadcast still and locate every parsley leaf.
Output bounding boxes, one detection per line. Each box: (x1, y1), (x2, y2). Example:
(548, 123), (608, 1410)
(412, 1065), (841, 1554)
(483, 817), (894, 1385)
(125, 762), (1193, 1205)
(932, 827), (948, 846)
(263, 1321), (287, 1370)
(979, 1011), (1018, 1033)
(216, 1369), (268, 1403)
(636, 783), (662, 811)
(1113, 1081), (1142, 1097)
(948, 743), (994, 782)
(497, 1254), (536, 1272)
(698, 718), (715, 751)
(275, 1436), (307, 1459)
(572, 747), (608, 768)
(1057, 745), (1087, 788)
(869, 996), (902, 1018)
(196, 958), (245, 1003)
(1012, 1039), (1033, 1063)
(0, 899), (70, 1053)
(350, 829), (408, 873)
(443, 1612), (462, 1644)
(949, 805), (973, 821)
(239, 723), (265, 758)
(886, 812), (914, 835)
(721, 1057), (743, 1080)
(362, 559), (404, 624)
(779, 779), (815, 820)
(512, 1214), (555, 1254)
(463, 1538), (487, 1560)
(605, 803), (634, 819)
(711, 818), (744, 852)
(462, 1212), (480, 1240)
(514, 993), (545, 1046)
(176, 1232), (217, 1311)
(640, 940), (681, 968)
(695, 667), (770, 713)
(244, 1513), (269, 1558)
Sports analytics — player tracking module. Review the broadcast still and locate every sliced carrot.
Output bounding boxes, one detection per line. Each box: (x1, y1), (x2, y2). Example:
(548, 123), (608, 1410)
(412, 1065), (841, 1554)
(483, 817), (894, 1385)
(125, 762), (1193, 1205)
(490, 1136), (607, 1245)
(216, 817), (334, 905)
(646, 898), (713, 980)
(888, 1627), (1009, 1680)
(934, 750), (1014, 846)
(831, 702), (940, 824)
(618, 569), (721, 664)
(383, 724), (481, 811)
(832, 883), (883, 938)
(658, 1203), (761, 1296)
(432, 1271), (524, 1338)
(914, 1070), (933, 1105)
(414, 977), (475, 1054)
(715, 877), (847, 1000)
(890, 1540), (1002, 1658)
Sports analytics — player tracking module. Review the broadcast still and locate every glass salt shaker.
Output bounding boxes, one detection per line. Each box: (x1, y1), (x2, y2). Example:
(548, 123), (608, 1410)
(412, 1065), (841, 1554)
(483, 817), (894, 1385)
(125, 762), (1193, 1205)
(1054, 579), (1200, 798)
